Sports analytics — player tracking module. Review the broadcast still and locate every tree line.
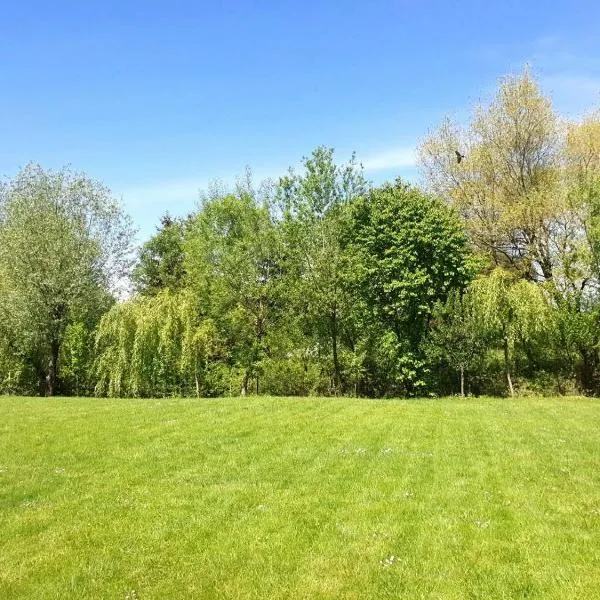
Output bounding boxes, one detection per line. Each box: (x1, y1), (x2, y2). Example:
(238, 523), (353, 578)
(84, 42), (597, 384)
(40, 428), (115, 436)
(1, 69), (599, 398)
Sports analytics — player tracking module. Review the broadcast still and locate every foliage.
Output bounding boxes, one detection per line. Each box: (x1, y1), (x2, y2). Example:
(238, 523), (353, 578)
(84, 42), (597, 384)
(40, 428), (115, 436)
(425, 290), (486, 396)
(94, 289), (218, 397)
(0, 164), (133, 395)
(132, 213), (188, 295)
(468, 268), (552, 396)
(185, 183), (283, 395)
(420, 68), (563, 280)
(343, 181), (473, 395)
(4, 71), (600, 398)
(276, 146), (368, 392)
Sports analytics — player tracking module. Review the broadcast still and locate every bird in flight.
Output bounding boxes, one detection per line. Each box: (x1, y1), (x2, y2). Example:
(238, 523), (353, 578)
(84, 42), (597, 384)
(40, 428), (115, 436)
(455, 150), (466, 164)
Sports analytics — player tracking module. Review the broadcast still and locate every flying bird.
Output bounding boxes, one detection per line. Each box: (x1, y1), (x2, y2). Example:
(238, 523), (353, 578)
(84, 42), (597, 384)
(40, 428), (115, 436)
(455, 150), (466, 164)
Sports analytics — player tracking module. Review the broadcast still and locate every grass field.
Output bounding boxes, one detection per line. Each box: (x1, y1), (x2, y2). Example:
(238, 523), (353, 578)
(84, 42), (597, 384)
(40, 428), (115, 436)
(1, 396), (599, 599)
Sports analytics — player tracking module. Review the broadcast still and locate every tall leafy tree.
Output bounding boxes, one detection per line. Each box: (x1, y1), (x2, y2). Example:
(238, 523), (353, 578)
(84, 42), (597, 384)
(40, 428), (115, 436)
(419, 68), (563, 281)
(344, 180), (473, 395)
(558, 112), (600, 392)
(0, 164), (134, 395)
(185, 183), (282, 395)
(277, 146), (368, 391)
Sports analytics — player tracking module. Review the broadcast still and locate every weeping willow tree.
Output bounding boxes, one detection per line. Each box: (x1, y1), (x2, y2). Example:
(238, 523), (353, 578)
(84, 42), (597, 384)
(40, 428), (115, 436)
(94, 289), (217, 397)
(470, 268), (551, 396)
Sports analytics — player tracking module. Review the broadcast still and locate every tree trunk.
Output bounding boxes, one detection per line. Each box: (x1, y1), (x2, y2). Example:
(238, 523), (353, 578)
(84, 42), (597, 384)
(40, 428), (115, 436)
(241, 372), (249, 396)
(579, 346), (598, 395)
(331, 308), (341, 393)
(503, 337), (514, 397)
(254, 303), (264, 397)
(46, 339), (60, 396)
(38, 373), (46, 397)
(460, 365), (465, 397)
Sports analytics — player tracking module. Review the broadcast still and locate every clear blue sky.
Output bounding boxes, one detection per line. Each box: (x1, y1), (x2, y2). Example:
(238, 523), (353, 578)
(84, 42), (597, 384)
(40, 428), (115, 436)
(1, 1), (599, 242)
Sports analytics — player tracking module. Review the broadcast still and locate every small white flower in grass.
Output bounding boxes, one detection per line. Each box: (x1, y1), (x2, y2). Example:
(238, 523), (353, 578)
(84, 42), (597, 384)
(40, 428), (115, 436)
(256, 504), (269, 512)
(54, 467), (65, 474)
(354, 447), (367, 455)
(380, 447), (394, 455)
(337, 523), (356, 537)
(381, 555), (398, 567)
(474, 520), (490, 528)
(371, 530), (390, 539)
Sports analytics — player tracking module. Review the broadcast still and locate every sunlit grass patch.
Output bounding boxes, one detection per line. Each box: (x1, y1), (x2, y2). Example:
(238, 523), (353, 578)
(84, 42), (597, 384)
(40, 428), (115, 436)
(1, 396), (599, 598)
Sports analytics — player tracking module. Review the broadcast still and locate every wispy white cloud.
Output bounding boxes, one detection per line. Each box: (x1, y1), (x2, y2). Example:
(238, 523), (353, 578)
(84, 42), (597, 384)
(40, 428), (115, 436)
(114, 167), (283, 241)
(361, 146), (416, 171)
(117, 177), (207, 209)
(541, 74), (600, 115)
(478, 36), (600, 117)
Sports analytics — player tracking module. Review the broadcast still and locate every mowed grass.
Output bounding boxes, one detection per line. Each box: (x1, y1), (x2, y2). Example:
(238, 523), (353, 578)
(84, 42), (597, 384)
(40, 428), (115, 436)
(1, 397), (600, 599)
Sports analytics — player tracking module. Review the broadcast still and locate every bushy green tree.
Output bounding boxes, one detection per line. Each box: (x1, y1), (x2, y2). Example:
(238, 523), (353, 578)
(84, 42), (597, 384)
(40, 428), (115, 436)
(185, 183), (283, 395)
(0, 164), (133, 395)
(344, 180), (473, 395)
(277, 146), (368, 392)
(132, 214), (188, 295)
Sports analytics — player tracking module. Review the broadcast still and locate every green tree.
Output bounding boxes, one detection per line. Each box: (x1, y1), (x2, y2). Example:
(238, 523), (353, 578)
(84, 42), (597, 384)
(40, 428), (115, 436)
(420, 68), (563, 281)
(185, 183), (282, 395)
(344, 180), (473, 395)
(426, 290), (485, 396)
(132, 214), (188, 295)
(94, 289), (218, 397)
(470, 268), (550, 396)
(277, 146), (368, 392)
(0, 164), (133, 395)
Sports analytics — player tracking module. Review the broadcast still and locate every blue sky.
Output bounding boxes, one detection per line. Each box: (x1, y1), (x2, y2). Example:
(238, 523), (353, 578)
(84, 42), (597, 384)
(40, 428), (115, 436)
(1, 1), (599, 242)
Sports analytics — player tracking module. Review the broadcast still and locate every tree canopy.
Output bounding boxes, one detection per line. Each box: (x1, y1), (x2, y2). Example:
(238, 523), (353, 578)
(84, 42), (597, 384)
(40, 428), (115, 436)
(3, 70), (600, 398)
(0, 164), (134, 395)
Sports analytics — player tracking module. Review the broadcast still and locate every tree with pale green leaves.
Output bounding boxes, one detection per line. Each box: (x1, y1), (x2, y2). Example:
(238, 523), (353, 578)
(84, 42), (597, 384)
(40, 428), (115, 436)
(470, 268), (551, 396)
(419, 68), (563, 281)
(0, 164), (134, 395)
(95, 289), (218, 397)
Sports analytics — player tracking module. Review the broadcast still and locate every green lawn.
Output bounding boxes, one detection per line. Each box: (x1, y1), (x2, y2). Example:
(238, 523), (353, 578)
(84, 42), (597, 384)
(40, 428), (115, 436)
(1, 396), (599, 599)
